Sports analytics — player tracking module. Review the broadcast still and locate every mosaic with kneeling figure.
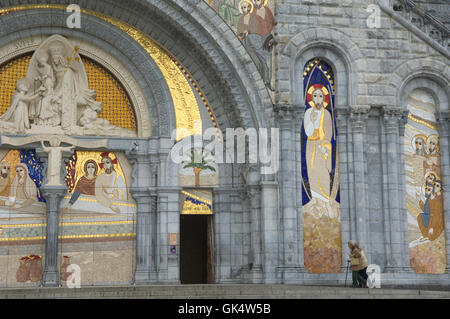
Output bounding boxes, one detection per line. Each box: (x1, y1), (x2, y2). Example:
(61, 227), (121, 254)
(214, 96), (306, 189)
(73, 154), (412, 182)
(59, 151), (136, 286)
(0, 149), (45, 287)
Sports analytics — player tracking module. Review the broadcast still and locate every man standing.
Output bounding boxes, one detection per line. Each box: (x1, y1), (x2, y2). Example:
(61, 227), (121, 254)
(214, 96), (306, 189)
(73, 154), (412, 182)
(94, 153), (126, 214)
(251, 0), (274, 36)
(424, 135), (440, 173)
(304, 85), (333, 205)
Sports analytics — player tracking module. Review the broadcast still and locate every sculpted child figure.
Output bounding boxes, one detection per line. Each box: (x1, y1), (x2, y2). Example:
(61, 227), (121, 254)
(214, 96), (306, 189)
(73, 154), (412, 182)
(0, 79), (40, 132)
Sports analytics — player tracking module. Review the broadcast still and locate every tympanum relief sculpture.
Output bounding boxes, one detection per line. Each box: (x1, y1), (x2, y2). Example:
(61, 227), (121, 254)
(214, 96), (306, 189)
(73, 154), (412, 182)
(0, 35), (135, 137)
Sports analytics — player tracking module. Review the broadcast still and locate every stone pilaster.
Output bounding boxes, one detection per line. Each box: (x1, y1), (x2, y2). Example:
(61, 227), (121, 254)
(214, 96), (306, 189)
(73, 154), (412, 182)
(127, 150), (158, 284)
(248, 184), (263, 283)
(41, 186), (66, 287)
(438, 112), (450, 273)
(383, 107), (408, 272)
(132, 190), (158, 284)
(260, 180), (279, 283)
(275, 105), (300, 281)
(157, 187), (181, 283)
(294, 107), (305, 273)
(336, 108), (352, 269)
(349, 105), (370, 251)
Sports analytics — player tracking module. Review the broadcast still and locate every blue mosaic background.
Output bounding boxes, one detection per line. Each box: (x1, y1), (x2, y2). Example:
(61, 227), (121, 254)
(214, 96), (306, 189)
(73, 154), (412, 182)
(301, 59), (340, 206)
(19, 150), (45, 202)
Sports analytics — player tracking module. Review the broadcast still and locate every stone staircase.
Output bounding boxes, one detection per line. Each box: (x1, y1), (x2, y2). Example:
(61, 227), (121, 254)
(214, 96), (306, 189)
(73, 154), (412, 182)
(0, 284), (449, 299)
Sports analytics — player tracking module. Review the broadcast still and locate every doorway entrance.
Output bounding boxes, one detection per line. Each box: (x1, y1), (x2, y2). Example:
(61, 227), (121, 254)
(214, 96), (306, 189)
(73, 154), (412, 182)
(180, 215), (214, 284)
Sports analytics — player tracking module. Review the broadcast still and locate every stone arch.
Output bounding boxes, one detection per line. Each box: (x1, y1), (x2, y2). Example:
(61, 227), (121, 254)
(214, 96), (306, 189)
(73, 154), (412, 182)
(0, 11), (174, 138)
(0, 0), (274, 136)
(390, 58), (450, 116)
(282, 27), (365, 108)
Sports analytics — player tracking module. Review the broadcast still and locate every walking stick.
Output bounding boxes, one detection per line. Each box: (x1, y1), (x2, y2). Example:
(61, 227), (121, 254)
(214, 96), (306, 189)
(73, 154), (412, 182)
(345, 260), (350, 288)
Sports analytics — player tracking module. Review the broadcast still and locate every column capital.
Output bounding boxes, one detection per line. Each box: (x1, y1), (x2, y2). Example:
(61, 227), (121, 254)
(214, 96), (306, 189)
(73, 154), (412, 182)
(349, 105), (370, 117)
(40, 185), (67, 211)
(382, 107), (404, 120)
(349, 105), (370, 132)
(382, 107), (406, 134)
(335, 108), (349, 129)
(274, 103), (297, 125)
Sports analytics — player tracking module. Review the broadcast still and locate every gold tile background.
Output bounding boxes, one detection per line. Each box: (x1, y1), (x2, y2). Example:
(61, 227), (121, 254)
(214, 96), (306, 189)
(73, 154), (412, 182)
(0, 53), (137, 131)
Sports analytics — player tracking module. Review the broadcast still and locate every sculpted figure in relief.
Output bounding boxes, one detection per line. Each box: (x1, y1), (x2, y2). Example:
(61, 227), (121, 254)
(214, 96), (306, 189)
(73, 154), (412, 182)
(0, 35), (135, 137)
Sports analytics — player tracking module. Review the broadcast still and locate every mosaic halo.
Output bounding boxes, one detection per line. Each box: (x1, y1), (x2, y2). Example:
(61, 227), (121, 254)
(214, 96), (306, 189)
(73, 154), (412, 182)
(239, 0), (254, 14)
(412, 134), (428, 153)
(307, 84), (330, 108)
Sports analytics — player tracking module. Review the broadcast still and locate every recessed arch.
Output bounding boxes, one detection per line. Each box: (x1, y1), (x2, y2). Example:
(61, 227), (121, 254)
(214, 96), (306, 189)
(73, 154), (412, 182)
(282, 27), (365, 108)
(389, 57), (450, 114)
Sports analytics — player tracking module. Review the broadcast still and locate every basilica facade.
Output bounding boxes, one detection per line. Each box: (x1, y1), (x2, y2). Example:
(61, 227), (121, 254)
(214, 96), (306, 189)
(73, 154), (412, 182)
(0, 0), (448, 289)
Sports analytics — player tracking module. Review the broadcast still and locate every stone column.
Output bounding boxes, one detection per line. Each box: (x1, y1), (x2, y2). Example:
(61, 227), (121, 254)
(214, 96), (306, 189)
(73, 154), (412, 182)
(349, 106), (370, 251)
(132, 190), (157, 284)
(41, 185), (66, 287)
(275, 106), (300, 281)
(438, 112), (450, 273)
(260, 180), (279, 283)
(36, 147), (71, 287)
(128, 150), (157, 284)
(383, 108), (406, 272)
(336, 108), (352, 267)
(294, 108), (305, 273)
(248, 184), (263, 283)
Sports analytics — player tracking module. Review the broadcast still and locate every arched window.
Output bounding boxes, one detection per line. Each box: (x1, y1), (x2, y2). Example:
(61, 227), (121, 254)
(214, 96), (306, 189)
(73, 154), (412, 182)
(301, 58), (342, 273)
(404, 89), (446, 274)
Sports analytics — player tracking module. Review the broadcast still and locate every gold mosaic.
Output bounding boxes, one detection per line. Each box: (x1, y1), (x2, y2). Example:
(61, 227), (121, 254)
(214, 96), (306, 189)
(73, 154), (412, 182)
(0, 53), (137, 131)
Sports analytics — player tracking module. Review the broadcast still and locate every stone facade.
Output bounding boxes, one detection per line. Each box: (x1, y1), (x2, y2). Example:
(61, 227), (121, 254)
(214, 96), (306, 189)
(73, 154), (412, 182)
(0, 0), (447, 289)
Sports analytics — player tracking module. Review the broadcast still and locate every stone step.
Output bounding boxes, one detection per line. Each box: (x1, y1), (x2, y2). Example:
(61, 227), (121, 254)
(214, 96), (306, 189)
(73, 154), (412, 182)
(0, 285), (448, 299)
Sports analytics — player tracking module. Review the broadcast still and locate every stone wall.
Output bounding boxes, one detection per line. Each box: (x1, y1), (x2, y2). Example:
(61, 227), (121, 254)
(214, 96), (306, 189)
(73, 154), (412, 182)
(274, 0), (449, 286)
(0, 0), (448, 289)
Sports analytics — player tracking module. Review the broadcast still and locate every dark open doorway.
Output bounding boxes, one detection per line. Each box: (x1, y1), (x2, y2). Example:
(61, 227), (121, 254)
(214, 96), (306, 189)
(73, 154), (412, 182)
(180, 215), (214, 284)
